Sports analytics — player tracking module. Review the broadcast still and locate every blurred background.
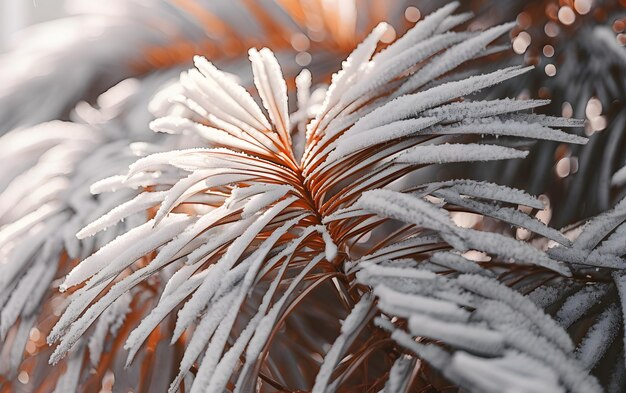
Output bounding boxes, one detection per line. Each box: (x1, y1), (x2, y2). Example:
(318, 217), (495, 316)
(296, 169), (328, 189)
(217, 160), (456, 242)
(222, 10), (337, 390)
(0, 0), (66, 51)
